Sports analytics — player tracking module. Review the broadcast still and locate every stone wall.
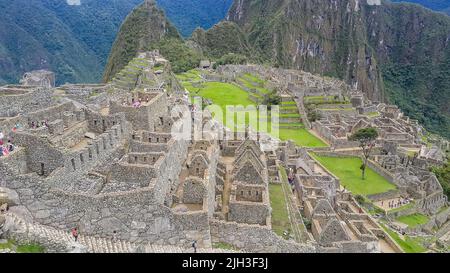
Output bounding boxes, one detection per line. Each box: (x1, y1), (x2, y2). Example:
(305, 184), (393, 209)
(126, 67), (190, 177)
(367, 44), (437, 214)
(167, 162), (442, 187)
(0, 86), (52, 117)
(210, 219), (316, 253)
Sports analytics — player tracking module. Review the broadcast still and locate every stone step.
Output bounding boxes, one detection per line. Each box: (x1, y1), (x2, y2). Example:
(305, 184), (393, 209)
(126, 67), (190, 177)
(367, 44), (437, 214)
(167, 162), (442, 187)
(4, 213), (242, 253)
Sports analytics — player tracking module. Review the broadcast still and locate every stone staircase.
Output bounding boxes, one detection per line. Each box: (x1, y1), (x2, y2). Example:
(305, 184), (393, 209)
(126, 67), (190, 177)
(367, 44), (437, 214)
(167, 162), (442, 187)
(3, 212), (237, 253)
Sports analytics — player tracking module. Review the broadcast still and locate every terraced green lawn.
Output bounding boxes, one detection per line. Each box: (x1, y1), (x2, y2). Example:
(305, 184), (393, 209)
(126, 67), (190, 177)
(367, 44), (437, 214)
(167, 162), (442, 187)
(237, 73), (271, 96)
(397, 213), (429, 228)
(279, 129), (327, 147)
(311, 155), (397, 196)
(269, 183), (291, 237)
(0, 240), (45, 253)
(177, 71), (327, 147)
(380, 224), (427, 253)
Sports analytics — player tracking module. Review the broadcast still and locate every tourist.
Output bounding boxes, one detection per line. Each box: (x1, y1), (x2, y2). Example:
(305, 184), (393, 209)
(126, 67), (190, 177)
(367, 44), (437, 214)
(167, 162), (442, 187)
(71, 228), (79, 242)
(7, 140), (14, 152)
(2, 146), (9, 156)
(192, 240), (197, 253)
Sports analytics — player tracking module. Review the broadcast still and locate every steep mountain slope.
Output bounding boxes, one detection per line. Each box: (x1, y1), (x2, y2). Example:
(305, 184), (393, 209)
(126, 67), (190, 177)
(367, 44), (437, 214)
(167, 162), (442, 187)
(191, 0), (450, 137)
(155, 0), (234, 37)
(190, 21), (255, 59)
(103, 0), (183, 82)
(392, 0), (450, 15)
(0, 0), (142, 85)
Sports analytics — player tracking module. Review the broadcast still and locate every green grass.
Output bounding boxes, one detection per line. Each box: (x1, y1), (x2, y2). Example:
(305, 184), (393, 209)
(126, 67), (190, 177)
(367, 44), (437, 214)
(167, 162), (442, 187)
(389, 202), (415, 213)
(213, 242), (239, 251)
(269, 183), (291, 237)
(0, 240), (45, 253)
(396, 213), (429, 228)
(237, 74), (270, 96)
(278, 129), (327, 147)
(16, 244), (45, 253)
(380, 224), (427, 253)
(0, 240), (15, 250)
(281, 100), (297, 105)
(276, 113), (301, 118)
(178, 75), (328, 147)
(367, 112), (381, 117)
(242, 73), (265, 85)
(177, 69), (203, 82)
(311, 155), (397, 196)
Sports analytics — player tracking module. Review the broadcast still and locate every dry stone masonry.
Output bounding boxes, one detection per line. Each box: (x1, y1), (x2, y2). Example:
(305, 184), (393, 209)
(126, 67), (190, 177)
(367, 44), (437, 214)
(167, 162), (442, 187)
(0, 53), (448, 253)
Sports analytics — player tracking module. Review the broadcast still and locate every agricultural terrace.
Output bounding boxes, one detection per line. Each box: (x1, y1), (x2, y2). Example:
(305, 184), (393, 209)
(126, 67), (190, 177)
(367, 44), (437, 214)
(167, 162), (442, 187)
(177, 70), (327, 147)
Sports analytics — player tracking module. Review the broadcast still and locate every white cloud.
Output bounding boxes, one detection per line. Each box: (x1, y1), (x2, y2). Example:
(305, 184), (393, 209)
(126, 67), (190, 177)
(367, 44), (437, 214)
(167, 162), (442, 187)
(367, 0), (381, 5)
(66, 0), (81, 5)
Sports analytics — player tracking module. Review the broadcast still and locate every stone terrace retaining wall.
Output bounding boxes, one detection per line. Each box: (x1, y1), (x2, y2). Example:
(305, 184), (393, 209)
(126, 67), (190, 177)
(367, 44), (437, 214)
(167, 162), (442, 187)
(209, 220), (317, 253)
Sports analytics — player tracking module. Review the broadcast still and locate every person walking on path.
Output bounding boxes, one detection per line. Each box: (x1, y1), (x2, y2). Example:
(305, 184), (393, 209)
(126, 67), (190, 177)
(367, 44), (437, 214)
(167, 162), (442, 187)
(192, 240), (197, 253)
(71, 228), (79, 242)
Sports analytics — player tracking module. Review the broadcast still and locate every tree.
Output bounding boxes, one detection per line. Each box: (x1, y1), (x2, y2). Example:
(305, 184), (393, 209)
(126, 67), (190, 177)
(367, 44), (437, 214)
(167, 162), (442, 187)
(262, 90), (281, 110)
(349, 127), (379, 180)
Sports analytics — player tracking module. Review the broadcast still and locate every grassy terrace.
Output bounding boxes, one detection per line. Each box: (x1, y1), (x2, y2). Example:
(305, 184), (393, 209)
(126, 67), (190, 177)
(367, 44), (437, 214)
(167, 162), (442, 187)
(396, 213), (429, 228)
(238, 73), (270, 95)
(177, 70), (327, 147)
(0, 240), (45, 253)
(213, 242), (240, 251)
(380, 224), (427, 253)
(269, 183), (291, 237)
(304, 95), (349, 104)
(311, 155), (397, 196)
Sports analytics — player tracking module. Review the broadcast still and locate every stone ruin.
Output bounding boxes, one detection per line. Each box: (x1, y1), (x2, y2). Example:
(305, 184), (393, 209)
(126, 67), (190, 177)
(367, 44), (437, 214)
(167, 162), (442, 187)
(20, 70), (55, 89)
(0, 52), (447, 253)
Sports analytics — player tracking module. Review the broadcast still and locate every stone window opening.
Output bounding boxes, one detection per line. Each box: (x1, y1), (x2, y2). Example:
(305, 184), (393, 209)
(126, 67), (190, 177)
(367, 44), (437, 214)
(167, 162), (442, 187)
(80, 154), (84, 164)
(96, 144), (99, 155)
(159, 117), (164, 125)
(88, 149), (92, 160)
(71, 159), (76, 171)
(149, 138), (152, 142)
(40, 163), (45, 176)
(134, 156), (138, 162)
(94, 120), (98, 126)
(156, 137), (160, 142)
(144, 157), (147, 162)
(241, 191), (244, 196)
(132, 134), (136, 140)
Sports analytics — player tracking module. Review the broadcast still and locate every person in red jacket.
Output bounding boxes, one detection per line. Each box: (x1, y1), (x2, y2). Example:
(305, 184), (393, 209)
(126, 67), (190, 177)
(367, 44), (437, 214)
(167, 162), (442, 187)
(71, 228), (79, 242)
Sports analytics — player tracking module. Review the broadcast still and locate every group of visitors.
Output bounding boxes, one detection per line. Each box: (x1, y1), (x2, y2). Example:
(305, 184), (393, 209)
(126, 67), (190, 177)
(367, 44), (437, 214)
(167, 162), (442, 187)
(121, 97), (151, 109)
(30, 120), (48, 129)
(0, 131), (15, 157)
(385, 197), (412, 209)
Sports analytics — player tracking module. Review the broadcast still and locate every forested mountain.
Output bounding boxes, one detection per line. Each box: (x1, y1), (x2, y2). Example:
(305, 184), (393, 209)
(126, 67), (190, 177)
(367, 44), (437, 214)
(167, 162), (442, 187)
(0, 0), (143, 85)
(155, 0), (234, 37)
(0, 0), (234, 85)
(190, 0), (450, 137)
(392, 0), (450, 15)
